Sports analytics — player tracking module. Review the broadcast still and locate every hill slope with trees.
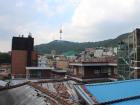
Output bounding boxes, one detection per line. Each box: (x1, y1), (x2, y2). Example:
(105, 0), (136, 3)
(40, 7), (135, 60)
(35, 33), (130, 54)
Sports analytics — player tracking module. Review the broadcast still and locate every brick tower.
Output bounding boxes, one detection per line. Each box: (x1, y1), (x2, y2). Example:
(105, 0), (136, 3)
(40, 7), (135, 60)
(11, 35), (37, 78)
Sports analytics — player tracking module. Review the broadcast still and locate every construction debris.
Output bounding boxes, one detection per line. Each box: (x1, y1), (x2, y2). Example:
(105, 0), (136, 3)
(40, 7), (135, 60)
(0, 79), (81, 105)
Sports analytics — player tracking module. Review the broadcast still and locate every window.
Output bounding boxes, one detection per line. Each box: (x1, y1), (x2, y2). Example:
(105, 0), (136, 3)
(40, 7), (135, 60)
(94, 70), (100, 74)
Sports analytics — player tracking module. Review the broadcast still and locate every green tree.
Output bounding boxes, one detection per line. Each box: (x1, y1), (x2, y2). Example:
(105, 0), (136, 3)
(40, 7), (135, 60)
(0, 53), (11, 64)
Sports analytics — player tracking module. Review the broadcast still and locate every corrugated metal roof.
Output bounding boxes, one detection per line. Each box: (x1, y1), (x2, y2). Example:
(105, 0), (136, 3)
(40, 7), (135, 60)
(85, 79), (140, 105)
(0, 80), (7, 87)
(74, 85), (94, 105)
(0, 79), (81, 105)
(0, 85), (47, 105)
(38, 80), (80, 105)
(112, 99), (140, 105)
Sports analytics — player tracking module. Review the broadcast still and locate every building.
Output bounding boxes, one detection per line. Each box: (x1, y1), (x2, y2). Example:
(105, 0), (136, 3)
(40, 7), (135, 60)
(26, 67), (54, 79)
(25, 53), (68, 79)
(74, 79), (140, 105)
(69, 57), (117, 82)
(46, 54), (69, 69)
(117, 28), (140, 79)
(11, 35), (37, 78)
(55, 59), (69, 69)
(38, 55), (48, 67)
(0, 64), (9, 73)
(0, 64), (10, 79)
(51, 69), (67, 78)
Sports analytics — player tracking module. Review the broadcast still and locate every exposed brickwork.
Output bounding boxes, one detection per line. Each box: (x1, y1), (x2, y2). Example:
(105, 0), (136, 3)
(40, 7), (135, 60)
(11, 50), (27, 77)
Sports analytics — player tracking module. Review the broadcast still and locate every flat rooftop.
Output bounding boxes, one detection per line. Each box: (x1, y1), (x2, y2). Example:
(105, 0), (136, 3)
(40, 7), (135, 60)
(69, 62), (117, 66)
(26, 67), (54, 70)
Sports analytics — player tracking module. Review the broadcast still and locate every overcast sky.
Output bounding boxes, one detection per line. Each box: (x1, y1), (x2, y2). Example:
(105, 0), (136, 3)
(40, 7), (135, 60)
(1, 0), (140, 52)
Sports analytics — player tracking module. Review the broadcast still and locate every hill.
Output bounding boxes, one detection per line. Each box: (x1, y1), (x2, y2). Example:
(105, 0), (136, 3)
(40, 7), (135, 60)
(35, 33), (130, 54)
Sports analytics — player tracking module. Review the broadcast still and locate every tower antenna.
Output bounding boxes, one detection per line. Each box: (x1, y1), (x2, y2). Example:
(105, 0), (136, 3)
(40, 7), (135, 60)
(59, 27), (62, 40)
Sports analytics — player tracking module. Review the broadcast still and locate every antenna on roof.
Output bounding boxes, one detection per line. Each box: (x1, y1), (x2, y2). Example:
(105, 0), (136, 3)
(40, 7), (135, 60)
(28, 32), (32, 37)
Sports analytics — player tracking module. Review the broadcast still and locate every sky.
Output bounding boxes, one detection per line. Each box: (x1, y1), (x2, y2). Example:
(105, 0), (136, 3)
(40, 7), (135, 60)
(1, 0), (140, 52)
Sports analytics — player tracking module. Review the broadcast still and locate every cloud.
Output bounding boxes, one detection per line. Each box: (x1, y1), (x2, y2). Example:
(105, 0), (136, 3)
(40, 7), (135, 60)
(72, 0), (136, 27)
(15, 1), (25, 7)
(63, 0), (140, 42)
(1, 0), (140, 51)
(35, 0), (79, 16)
(0, 41), (11, 52)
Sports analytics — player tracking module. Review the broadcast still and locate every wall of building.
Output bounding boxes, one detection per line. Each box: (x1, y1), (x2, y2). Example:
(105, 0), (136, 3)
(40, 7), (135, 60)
(70, 65), (116, 79)
(56, 60), (69, 69)
(31, 51), (38, 66)
(72, 66), (84, 78)
(84, 66), (108, 78)
(11, 50), (27, 77)
(28, 70), (51, 79)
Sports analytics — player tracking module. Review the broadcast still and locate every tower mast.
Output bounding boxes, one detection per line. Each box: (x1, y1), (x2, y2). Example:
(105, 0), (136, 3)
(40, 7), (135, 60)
(59, 28), (62, 40)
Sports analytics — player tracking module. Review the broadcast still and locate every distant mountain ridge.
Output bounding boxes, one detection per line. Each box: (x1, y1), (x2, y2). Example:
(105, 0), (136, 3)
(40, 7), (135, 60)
(35, 33), (130, 54)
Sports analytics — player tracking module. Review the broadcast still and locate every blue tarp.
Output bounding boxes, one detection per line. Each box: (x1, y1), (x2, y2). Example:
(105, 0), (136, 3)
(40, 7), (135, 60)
(85, 79), (140, 105)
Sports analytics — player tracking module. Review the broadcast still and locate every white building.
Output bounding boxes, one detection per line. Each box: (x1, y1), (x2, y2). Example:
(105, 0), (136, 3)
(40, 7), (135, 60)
(94, 49), (104, 57)
(38, 55), (48, 67)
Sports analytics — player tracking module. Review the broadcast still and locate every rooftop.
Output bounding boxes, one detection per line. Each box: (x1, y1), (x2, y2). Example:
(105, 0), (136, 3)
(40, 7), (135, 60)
(70, 57), (117, 66)
(0, 79), (80, 105)
(82, 79), (140, 105)
(26, 67), (54, 70)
